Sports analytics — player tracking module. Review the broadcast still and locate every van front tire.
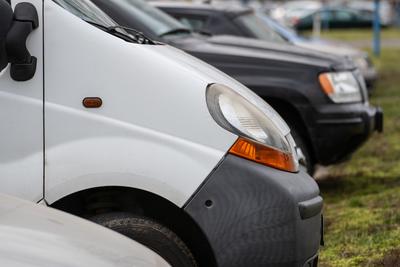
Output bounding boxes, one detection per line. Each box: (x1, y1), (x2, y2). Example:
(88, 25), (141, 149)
(91, 212), (198, 267)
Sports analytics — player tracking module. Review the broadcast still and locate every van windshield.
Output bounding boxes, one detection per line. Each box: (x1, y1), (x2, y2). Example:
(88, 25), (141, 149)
(106, 0), (191, 37)
(54, 0), (117, 28)
(53, 0), (156, 43)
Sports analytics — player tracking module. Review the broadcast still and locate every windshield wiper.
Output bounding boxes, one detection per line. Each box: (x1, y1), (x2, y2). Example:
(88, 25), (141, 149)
(159, 28), (192, 37)
(108, 25), (156, 45)
(194, 30), (213, 36)
(84, 20), (155, 44)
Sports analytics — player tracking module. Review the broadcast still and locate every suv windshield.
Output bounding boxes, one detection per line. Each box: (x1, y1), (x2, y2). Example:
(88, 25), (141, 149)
(106, 0), (190, 37)
(235, 13), (286, 43)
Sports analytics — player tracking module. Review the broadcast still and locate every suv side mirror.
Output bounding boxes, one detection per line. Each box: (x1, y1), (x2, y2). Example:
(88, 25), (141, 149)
(0, 0), (13, 72)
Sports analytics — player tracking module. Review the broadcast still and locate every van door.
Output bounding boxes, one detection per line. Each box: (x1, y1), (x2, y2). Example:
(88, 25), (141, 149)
(0, 0), (43, 201)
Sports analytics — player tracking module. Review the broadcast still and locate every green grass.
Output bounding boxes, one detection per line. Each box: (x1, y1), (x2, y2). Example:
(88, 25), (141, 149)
(302, 28), (400, 41)
(317, 41), (400, 266)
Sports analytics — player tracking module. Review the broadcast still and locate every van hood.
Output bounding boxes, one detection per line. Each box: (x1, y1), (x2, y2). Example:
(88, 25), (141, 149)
(166, 34), (356, 72)
(43, 0), (244, 207)
(149, 43), (254, 91)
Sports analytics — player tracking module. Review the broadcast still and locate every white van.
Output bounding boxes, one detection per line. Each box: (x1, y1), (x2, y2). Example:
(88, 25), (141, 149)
(0, 193), (169, 267)
(0, 0), (323, 266)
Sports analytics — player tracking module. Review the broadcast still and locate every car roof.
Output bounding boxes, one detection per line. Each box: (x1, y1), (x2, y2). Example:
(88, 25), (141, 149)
(151, 1), (253, 16)
(315, 6), (364, 13)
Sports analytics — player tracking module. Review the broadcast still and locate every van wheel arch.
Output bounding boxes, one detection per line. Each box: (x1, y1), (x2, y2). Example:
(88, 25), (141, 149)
(50, 186), (217, 267)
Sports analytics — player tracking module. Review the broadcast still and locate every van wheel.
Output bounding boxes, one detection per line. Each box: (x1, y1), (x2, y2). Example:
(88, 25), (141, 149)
(91, 212), (198, 267)
(291, 129), (314, 175)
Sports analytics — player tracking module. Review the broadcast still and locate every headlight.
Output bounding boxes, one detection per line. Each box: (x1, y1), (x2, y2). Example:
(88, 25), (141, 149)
(353, 56), (369, 71)
(319, 72), (362, 103)
(206, 83), (298, 172)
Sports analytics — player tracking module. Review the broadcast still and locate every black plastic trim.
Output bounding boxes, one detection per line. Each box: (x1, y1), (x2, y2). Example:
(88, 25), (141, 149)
(6, 2), (38, 81)
(10, 56), (36, 81)
(312, 104), (384, 165)
(299, 196), (323, 220)
(185, 155), (322, 267)
(375, 107), (383, 132)
(0, 0), (13, 72)
(303, 254), (319, 267)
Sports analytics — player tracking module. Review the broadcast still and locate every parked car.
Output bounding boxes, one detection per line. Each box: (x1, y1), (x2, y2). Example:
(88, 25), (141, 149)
(157, 3), (378, 90)
(0, 194), (169, 267)
(158, 2), (287, 43)
(256, 12), (378, 90)
(270, 0), (321, 25)
(291, 7), (376, 30)
(1, 0), (322, 267)
(348, 0), (393, 26)
(93, 0), (383, 174)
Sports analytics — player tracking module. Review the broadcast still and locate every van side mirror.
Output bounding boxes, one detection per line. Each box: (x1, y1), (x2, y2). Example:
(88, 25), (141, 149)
(6, 2), (39, 81)
(0, 0), (13, 72)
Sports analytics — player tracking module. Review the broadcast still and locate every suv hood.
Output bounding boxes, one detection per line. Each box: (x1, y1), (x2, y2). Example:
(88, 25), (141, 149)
(166, 34), (356, 71)
(296, 38), (365, 58)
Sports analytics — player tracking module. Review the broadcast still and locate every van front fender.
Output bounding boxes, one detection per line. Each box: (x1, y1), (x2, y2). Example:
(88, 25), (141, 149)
(45, 135), (227, 207)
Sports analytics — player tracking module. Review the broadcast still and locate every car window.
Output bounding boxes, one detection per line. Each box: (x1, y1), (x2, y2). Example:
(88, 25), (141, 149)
(256, 12), (297, 41)
(175, 15), (208, 32)
(235, 13), (286, 43)
(358, 10), (373, 20)
(319, 10), (333, 21)
(335, 10), (353, 21)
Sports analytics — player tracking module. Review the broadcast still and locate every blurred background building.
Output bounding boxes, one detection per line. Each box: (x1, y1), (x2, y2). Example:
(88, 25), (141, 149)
(186, 0), (400, 28)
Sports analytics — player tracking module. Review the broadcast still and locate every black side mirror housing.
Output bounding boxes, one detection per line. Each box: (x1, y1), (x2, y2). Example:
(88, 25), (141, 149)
(6, 2), (39, 81)
(0, 0), (13, 72)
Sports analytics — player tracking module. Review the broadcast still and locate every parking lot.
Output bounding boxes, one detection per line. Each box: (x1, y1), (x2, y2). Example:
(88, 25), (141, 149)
(1, 0), (400, 266)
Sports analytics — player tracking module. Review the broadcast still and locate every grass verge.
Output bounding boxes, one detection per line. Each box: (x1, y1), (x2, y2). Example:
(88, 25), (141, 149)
(318, 46), (400, 267)
(303, 28), (400, 41)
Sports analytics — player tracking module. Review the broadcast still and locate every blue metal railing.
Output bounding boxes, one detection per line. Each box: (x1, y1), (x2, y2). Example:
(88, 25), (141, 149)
(373, 0), (381, 57)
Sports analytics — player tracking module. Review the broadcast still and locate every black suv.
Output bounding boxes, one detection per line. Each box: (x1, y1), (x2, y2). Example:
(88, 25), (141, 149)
(156, 2), (378, 90)
(92, 0), (383, 174)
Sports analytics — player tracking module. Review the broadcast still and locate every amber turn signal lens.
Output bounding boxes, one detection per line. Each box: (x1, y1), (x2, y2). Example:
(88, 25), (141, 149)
(229, 137), (297, 172)
(319, 73), (334, 95)
(83, 97), (103, 108)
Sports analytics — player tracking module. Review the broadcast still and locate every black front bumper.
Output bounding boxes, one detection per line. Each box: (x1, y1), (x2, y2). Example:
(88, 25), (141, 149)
(312, 103), (383, 165)
(184, 155), (323, 267)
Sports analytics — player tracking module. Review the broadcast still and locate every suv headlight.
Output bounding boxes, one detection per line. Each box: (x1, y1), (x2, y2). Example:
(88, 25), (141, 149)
(206, 83), (298, 172)
(319, 71), (362, 103)
(353, 56), (369, 71)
